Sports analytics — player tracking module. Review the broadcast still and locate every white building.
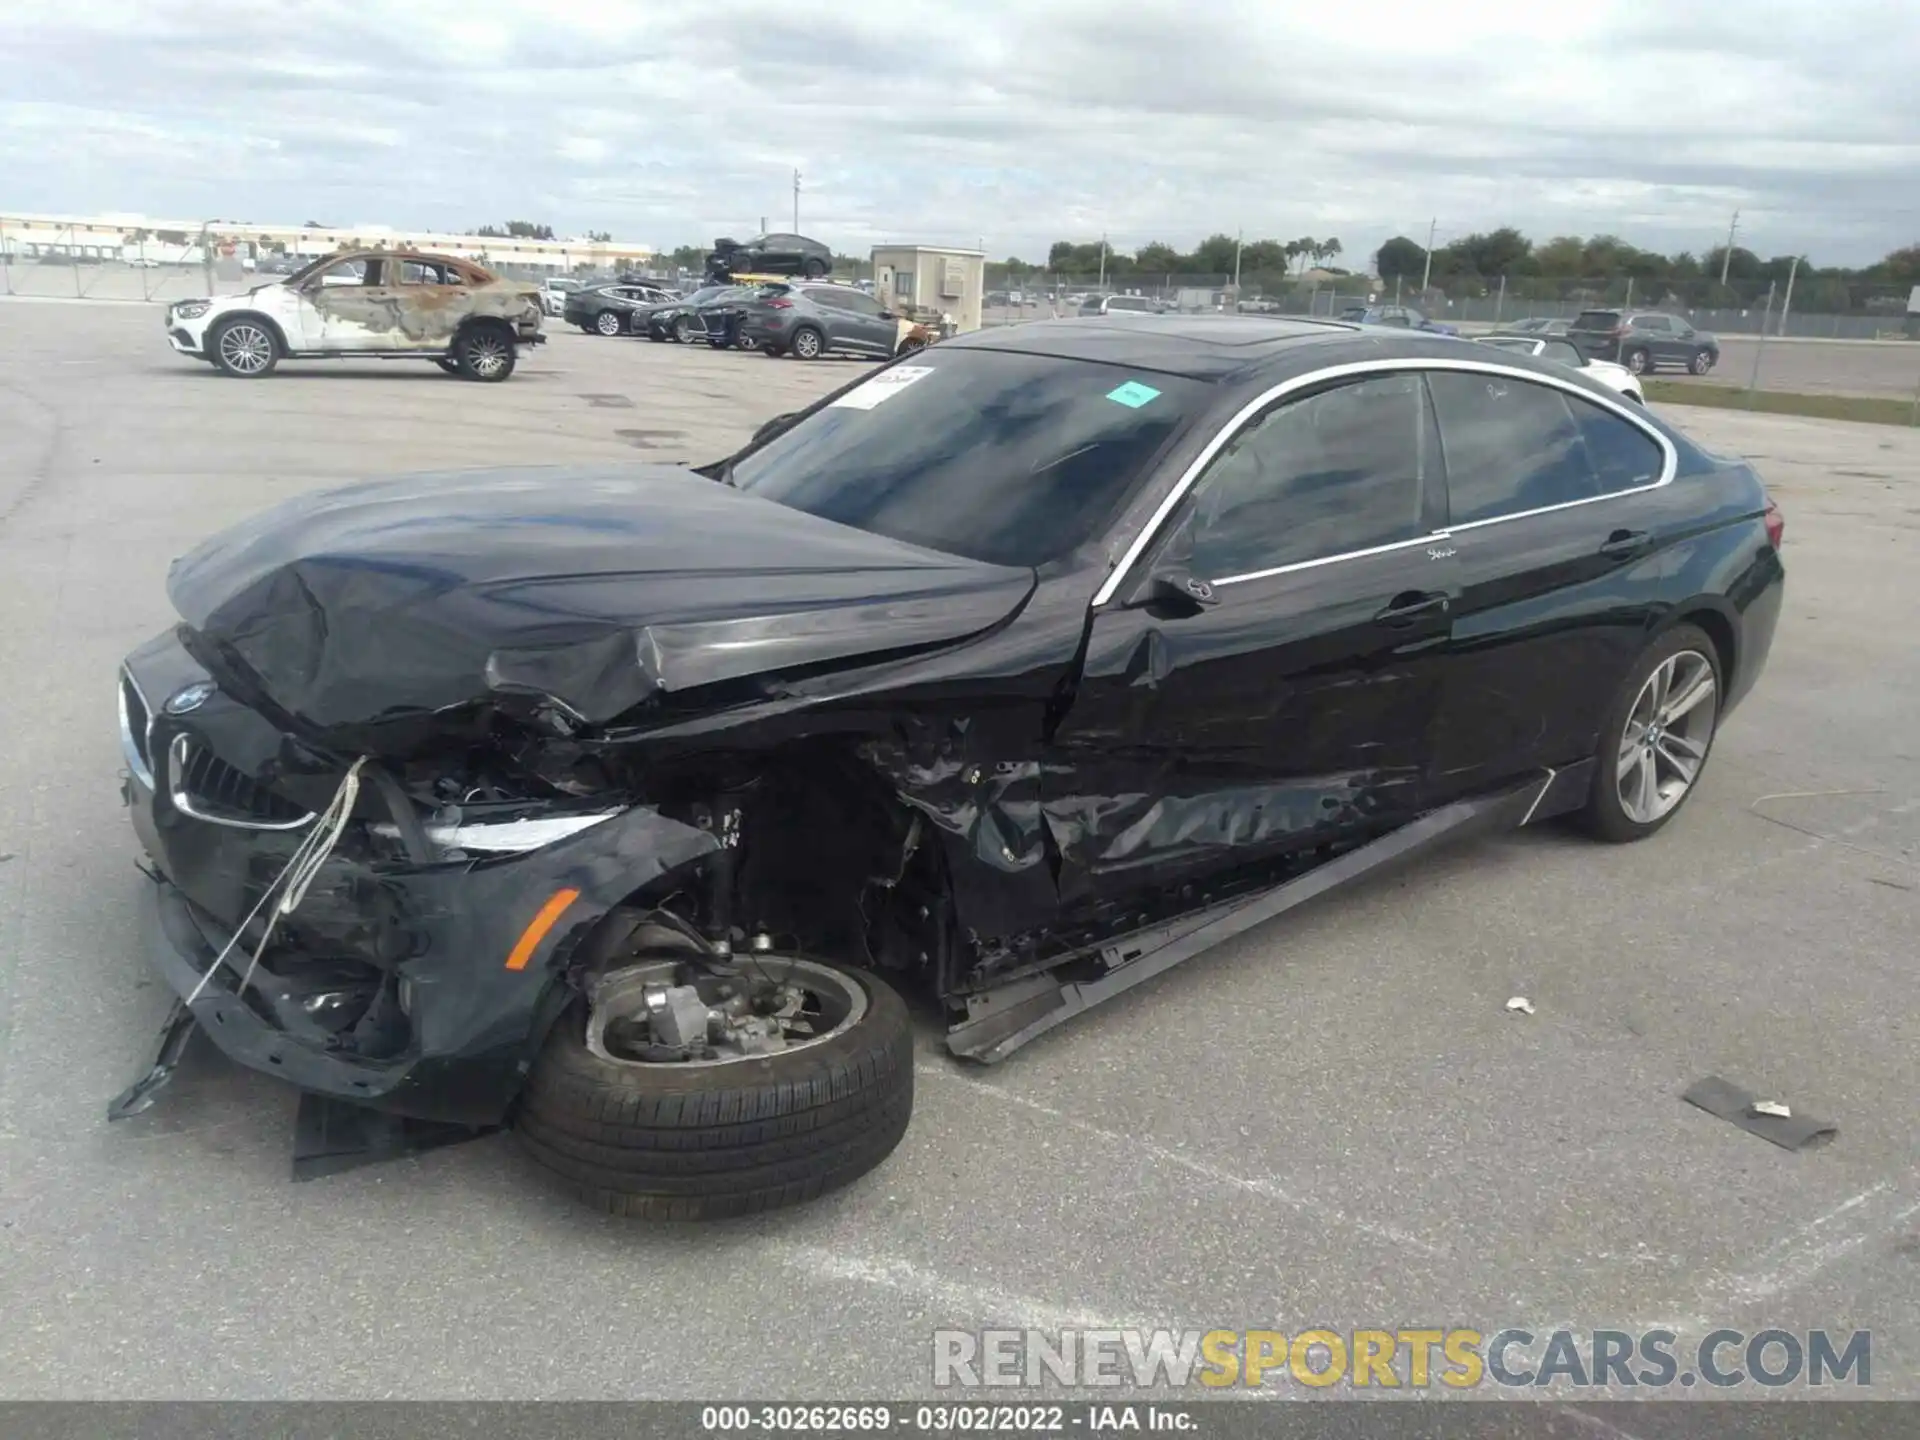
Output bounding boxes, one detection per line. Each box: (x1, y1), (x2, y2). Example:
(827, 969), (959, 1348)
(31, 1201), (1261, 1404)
(870, 245), (986, 333)
(0, 212), (653, 275)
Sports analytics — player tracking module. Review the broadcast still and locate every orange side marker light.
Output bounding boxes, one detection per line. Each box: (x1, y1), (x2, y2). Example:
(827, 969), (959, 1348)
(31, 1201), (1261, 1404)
(504, 887), (581, 971)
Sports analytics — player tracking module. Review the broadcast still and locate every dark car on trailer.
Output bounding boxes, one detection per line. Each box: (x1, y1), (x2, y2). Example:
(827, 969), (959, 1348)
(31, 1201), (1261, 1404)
(705, 232), (833, 281)
(735, 280), (926, 360)
(563, 280), (678, 336)
(111, 316), (1784, 1219)
(1568, 309), (1720, 376)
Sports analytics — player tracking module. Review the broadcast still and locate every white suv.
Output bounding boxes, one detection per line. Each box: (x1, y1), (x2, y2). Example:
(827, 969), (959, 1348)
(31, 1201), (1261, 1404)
(165, 250), (546, 380)
(1077, 294), (1166, 316)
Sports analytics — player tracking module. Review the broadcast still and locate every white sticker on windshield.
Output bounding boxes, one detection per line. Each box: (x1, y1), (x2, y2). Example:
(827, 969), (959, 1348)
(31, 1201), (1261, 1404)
(829, 365), (935, 411)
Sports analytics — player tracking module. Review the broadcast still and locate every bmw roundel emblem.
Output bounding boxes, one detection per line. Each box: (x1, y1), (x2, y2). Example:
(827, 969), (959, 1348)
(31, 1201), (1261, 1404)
(164, 681), (217, 715)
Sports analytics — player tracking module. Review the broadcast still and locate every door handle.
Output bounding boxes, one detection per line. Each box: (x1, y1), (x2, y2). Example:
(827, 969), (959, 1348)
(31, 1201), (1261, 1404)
(1373, 591), (1448, 627)
(1599, 529), (1651, 561)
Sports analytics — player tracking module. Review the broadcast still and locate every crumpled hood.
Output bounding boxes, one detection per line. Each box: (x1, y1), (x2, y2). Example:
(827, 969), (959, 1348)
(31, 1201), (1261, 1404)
(168, 465), (1035, 735)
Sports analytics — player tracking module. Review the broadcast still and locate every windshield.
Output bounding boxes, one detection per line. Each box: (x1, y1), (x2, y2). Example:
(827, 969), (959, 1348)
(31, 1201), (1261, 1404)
(730, 350), (1207, 568)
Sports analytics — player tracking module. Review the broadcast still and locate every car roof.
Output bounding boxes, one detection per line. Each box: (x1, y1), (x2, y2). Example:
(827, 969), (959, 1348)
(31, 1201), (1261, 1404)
(941, 315), (1475, 382)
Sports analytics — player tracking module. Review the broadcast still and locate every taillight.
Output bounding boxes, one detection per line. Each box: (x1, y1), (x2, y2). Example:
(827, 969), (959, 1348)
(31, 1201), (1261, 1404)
(1763, 497), (1784, 549)
(765, 297), (792, 309)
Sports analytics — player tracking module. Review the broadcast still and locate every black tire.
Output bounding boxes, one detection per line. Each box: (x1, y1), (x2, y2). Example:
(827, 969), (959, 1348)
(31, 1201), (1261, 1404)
(435, 357), (461, 374)
(577, 323), (597, 334)
(672, 315), (694, 344)
(514, 963), (913, 1219)
(1579, 623), (1723, 844)
(789, 325), (825, 360)
(208, 316), (279, 377)
(1624, 347), (1653, 375)
(1689, 349), (1714, 375)
(647, 329), (666, 343)
(801, 257), (829, 279)
(453, 323), (516, 382)
(594, 310), (625, 337)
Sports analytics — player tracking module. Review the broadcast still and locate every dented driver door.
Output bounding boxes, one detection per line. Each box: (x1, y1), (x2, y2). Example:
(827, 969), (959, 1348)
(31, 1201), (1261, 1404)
(293, 256), (409, 351)
(1046, 371), (1457, 910)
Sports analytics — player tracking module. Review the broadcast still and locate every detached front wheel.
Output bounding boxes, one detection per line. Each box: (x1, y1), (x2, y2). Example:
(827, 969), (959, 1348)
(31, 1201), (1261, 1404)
(516, 954), (913, 1219)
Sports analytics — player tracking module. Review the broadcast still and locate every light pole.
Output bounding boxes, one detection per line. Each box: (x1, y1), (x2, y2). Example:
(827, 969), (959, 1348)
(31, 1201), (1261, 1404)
(1420, 217), (1437, 295)
(792, 170), (801, 234)
(1719, 210), (1740, 285)
(1098, 232), (1107, 290)
(1778, 254), (1801, 337)
(1233, 228), (1243, 295)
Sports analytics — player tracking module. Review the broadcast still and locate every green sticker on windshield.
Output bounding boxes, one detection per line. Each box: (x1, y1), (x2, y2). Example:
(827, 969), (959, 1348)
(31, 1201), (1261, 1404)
(1106, 381), (1161, 408)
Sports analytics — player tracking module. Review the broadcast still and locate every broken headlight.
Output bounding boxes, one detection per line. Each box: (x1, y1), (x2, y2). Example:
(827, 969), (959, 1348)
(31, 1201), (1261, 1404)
(371, 807), (625, 858)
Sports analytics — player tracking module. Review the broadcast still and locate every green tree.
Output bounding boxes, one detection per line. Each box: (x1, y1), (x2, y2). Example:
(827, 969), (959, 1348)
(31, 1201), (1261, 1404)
(1374, 235), (1426, 281)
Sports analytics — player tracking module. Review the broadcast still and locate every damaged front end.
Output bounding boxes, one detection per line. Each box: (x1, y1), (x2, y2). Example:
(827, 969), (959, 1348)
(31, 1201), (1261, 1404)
(115, 627), (722, 1125)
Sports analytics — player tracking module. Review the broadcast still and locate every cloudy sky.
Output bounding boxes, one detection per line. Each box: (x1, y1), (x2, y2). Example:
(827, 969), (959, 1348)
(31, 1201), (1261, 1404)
(2, 0), (1916, 268)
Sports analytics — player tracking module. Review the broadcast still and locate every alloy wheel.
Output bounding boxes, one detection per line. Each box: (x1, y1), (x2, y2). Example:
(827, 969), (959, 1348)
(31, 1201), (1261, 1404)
(1616, 649), (1717, 824)
(217, 323), (274, 375)
(793, 328), (822, 359)
(465, 335), (510, 378)
(595, 311), (622, 336)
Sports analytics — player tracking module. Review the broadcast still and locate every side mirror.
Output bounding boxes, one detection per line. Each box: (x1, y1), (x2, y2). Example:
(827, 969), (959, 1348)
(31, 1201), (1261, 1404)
(1127, 568), (1219, 613)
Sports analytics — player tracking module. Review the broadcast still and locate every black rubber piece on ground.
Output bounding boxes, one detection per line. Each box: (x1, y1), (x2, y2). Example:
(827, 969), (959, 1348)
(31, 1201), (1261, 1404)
(514, 965), (914, 1219)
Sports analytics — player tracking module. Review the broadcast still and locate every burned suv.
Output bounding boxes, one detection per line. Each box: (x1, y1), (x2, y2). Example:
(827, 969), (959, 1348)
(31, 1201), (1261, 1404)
(113, 317), (1783, 1219)
(165, 250), (545, 380)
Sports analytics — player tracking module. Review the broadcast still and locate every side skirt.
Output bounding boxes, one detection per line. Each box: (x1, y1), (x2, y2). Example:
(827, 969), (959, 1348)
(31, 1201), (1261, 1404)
(945, 764), (1588, 1064)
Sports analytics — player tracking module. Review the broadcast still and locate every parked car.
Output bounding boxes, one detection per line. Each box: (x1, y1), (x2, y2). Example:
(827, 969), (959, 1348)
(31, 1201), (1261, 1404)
(113, 317), (1782, 1217)
(1475, 332), (1645, 403)
(1568, 310), (1719, 375)
(735, 281), (927, 359)
(163, 250), (544, 380)
(563, 280), (676, 336)
(1337, 304), (1460, 336)
(1236, 297), (1282, 315)
(641, 283), (738, 343)
(694, 285), (770, 349)
(1508, 316), (1571, 336)
(705, 233), (833, 281)
(540, 276), (583, 317)
(1078, 294), (1167, 316)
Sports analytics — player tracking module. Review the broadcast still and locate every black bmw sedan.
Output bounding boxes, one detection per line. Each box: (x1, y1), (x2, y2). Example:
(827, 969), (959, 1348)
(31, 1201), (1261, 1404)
(113, 316), (1782, 1218)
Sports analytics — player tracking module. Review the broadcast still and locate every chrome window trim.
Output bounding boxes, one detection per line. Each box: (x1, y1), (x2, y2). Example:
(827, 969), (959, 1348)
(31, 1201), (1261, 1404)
(1090, 356), (1678, 608)
(167, 732), (317, 832)
(1213, 531), (1450, 589)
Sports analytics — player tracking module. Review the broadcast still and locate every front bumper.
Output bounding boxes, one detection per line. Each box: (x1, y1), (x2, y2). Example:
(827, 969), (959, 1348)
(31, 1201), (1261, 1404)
(118, 630), (717, 1123)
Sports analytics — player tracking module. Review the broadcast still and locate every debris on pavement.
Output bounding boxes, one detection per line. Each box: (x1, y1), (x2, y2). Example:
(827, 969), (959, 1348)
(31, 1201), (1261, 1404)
(1683, 1075), (1837, 1151)
(1505, 996), (1535, 1015)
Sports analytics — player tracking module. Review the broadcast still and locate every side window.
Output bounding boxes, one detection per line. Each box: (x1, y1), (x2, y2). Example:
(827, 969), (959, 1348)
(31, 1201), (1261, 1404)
(1428, 372), (1663, 525)
(838, 289), (883, 316)
(399, 260), (460, 285)
(805, 287), (848, 310)
(1635, 315), (1670, 333)
(1185, 374), (1432, 581)
(315, 258), (370, 286)
(1541, 339), (1581, 366)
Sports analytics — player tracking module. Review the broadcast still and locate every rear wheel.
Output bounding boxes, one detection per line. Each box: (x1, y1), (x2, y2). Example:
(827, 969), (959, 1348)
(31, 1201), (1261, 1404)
(515, 955), (913, 1219)
(595, 310), (624, 336)
(801, 257), (829, 279)
(671, 315), (694, 344)
(209, 317), (278, 377)
(790, 326), (824, 360)
(1624, 347), (1652, 375)
(1580, 624), (1721, 842)
(1688, 349), (1714, 375)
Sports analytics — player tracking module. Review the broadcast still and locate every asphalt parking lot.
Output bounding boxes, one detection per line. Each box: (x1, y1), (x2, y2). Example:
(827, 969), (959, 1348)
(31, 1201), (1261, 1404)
(1, 302), (1916, 1401)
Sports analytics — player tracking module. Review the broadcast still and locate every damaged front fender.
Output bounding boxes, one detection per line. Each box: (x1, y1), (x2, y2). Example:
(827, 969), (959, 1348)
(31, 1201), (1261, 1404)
(127, 784), (719, 1125)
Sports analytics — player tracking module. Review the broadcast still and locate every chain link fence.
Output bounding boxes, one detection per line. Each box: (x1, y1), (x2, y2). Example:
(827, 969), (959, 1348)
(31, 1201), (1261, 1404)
(979, 267), (1916, 340)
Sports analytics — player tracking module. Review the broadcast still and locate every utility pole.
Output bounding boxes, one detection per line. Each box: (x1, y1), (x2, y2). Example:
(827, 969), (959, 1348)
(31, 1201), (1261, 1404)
(1778, 254), (1801, 337)
(1420, 217), (1437, 294)
(1233, 228), (1243, 295)
(1098, 232), (1107, 290)
(792, 170), (801, 234)
(1719, 210), (1740, 285)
